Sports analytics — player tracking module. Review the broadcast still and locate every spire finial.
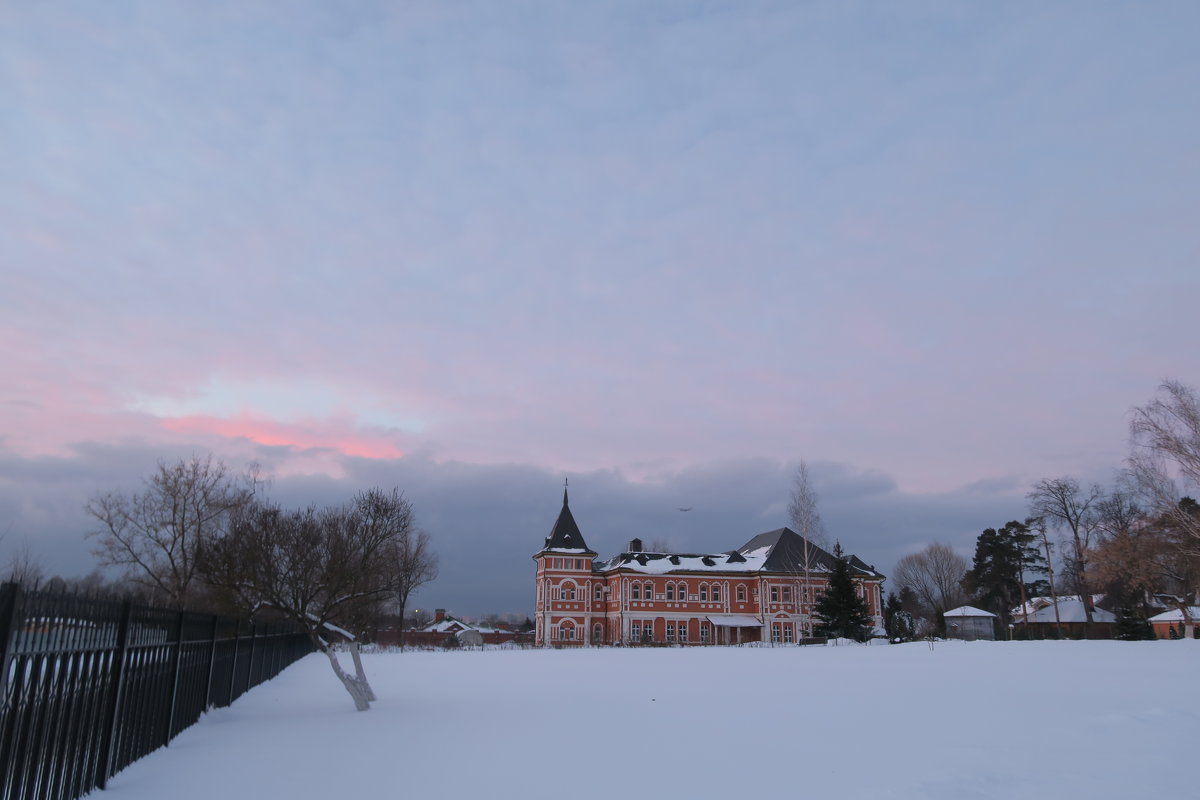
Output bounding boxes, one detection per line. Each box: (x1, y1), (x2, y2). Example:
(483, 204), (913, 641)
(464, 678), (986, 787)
(563, 477), (569, 505)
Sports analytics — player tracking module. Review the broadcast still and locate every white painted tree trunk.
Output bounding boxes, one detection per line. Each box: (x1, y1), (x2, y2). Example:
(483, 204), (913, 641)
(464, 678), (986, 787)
(322, 645), (373, 711)
(348, 641), (377, 702)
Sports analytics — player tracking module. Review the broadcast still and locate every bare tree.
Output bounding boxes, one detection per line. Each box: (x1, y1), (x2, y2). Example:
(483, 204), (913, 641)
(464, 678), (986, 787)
(1027, 476), (1103, 628)
(86, 455), (261, 602)
(893, 543), (968, 633)
(1026, 516), (1064, 636)
(5, 538), (44, 587)
(383, 512), (439, 648)
(787, 461), (826, 636)
(202, 489), (414, 711)
(1129, 379), (1200, 552)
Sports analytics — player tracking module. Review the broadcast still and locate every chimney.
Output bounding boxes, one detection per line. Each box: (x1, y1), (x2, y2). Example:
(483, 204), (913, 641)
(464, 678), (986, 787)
(435, 608), (446, 622)
(629, 538), (643, 552)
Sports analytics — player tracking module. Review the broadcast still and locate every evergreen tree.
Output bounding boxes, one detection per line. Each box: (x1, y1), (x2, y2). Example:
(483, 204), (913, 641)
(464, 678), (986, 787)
(1112, 588), (1155, 640)
(963, 520), (1045, 633)
(883, 590), (914, 643)
(812, 542), (872, 642)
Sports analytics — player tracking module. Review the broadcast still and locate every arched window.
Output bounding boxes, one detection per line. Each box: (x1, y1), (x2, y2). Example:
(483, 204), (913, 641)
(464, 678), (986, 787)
(666, 584), (675, 601)
(631, 583), (641, 600)
(699, 585), (709, 602)
(561, 582), (576, 601)
(631, 621), (641, 641)
(712, 585), (721, 602)
(737, 585), (746, 602)
(677, 583), (687, 602)
(593, 623), (603, 642)
(645, 582), (654, 600)
(560, 622), (575, 640)
(594, 584), (603, 601)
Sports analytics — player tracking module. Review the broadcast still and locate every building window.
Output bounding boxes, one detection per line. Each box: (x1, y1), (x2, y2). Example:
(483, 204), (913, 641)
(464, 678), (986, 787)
(770, 586), (779, 603)
(594, 623), (602, 642)
(677, 583), (687, 602)
(737, 585), (746, 602)
(666, 584), (675, 601)
(679, 623), (688, 643)
(771, 624), (781, 643)
(712, 585), (721, 602)
(594, 584), (603, 601)
(699, 585), (708, 602)
(783, 586), (792, 602)
(632, 583), (641, 600)
(631, 621), (641, 641)
(561, 583), (576, 601)
(666, 622), (676, 642)
(783, 624), (794, 643)
(700, 624), (710, 643)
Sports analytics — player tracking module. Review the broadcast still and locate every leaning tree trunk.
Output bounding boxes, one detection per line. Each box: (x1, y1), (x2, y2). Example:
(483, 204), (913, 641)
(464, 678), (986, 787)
(348, 642), (377, 702)
(320, 644), (374, 711)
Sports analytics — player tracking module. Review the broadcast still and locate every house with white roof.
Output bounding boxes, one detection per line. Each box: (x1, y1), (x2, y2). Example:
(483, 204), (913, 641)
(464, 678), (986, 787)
(943, 606), (997, 640)
(532, 488), (885, 646)
(1148, 606), (1200, 639)
(1010, 595), (1116, 639)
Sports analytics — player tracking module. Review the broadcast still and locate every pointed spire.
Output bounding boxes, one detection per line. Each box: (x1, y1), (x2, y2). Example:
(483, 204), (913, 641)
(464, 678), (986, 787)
(539, 481), (595, 555)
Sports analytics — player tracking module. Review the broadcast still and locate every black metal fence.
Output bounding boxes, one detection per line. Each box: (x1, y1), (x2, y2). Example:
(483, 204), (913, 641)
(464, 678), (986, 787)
(0, 582), (313, 800)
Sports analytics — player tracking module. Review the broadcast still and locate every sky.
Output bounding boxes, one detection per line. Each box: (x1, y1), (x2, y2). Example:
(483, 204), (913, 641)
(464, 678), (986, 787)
(2, 1), (1198, 615)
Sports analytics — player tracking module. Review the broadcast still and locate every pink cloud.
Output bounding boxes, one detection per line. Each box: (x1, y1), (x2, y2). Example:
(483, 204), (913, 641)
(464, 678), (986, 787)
(160, 414), (405, 460)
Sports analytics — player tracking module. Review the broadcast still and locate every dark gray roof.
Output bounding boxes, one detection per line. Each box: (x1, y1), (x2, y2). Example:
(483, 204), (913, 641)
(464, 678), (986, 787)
(539, 489), (596, 554)
(736, 528), (883, 578)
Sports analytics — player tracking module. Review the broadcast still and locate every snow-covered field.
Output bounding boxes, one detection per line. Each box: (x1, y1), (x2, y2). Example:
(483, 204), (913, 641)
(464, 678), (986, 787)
(95, 640), (1196, 800)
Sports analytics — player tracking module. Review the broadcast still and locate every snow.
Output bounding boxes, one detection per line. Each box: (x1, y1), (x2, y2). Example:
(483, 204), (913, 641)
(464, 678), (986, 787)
(1148, 606), (1200, 622)
(599, 548), (771, 574)
(93, 640), (1198, 800)
(944, 605), (997, 617)
(1014, 597), (1117, 624)
(705, 613), (762, 626)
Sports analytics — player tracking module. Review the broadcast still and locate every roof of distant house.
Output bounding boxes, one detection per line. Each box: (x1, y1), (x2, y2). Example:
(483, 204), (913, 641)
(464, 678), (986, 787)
(944, 605), (997, 618)
(1148, 606), (1200, 623)
(1011, 596), (1116, 624)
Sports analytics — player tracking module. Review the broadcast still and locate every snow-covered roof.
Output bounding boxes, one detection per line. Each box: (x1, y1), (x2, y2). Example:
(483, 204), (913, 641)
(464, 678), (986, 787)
(1148, 606), (1200, 623)
(1012, 596), (1116, 624)
(596, 549), (768, 574)
(594, 528), (882, 579)
(706, 614), (763, 627)
(944, 605), (997, 618)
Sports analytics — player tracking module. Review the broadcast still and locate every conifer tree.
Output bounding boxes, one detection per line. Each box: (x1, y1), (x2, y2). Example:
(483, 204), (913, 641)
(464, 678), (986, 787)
(812, 542), (872, 642)
(1112, 588), (1155, 640)
(883, 590), (914, 643)
(963, 520), (1045, 633)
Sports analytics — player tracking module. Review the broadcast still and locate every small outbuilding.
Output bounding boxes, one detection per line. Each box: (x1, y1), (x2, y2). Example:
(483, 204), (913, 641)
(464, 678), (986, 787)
(1148, 606), (1200, 639)
(943, 606), (997, 641)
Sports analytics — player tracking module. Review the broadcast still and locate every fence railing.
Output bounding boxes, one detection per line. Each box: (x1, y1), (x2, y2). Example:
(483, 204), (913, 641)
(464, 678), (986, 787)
(0, 582), (313, 800)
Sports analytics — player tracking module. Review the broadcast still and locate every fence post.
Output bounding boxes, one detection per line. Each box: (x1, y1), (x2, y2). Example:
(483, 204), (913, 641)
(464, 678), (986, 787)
(227, 618), (240, 706)
(0, 582), (20, 692)
(246, 622), (257, 689)
(203, 615), (218, 711)
(164, 609), (185, 746)
(0, 582), (25, 795)
(96, 600), (133, 790)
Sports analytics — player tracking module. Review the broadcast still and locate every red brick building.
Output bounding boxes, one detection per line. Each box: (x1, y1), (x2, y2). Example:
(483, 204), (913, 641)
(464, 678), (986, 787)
(533, 489), (885, 646)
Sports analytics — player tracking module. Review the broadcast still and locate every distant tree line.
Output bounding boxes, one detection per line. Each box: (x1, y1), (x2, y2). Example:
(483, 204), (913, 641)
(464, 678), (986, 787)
(3, 454), (440, 711)
(886, 379), (1200, 641)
